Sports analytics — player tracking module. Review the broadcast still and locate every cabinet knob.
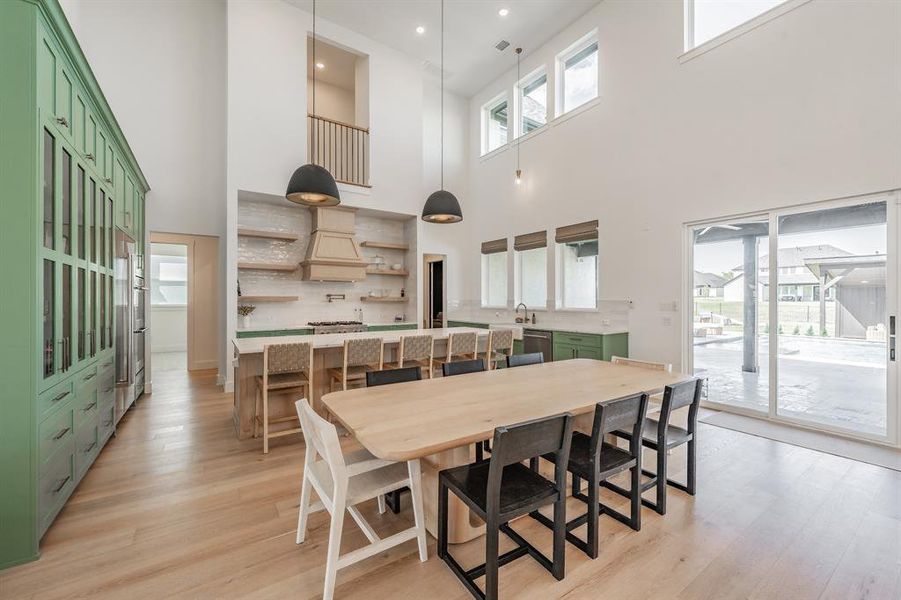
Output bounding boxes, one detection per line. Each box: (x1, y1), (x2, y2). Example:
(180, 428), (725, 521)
(105, 177), (112, 184)
(56, 116), (69, 128)
(86, 153), (95, 162)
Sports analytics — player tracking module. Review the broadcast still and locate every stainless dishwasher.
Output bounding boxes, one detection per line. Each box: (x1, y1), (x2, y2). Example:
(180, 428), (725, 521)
(522, 329), (554, 362)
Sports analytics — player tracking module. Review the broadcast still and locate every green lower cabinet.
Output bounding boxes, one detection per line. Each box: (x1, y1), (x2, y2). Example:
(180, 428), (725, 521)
(446, 320), (488, 329)
(512, 339), (524, 355)
(552, 331), (628, 361)
(367, 324), (417, 332)
(600, 333), (629, 361)
(236, 328), (313, 339)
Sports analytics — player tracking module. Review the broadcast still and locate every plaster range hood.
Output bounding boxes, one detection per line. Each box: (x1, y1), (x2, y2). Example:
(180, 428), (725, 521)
(300, 206), (368, 282)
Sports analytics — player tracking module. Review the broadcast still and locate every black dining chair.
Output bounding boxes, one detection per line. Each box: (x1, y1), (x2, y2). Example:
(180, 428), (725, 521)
(442, 358), (485, 377)
(365, 365), (422, 387)
(610, 378), (703, 515)
(532, 393), (648, 559)
(364, 366), (422, 513)
(438, 413), (573, 600)
(506, 352), (543, 368)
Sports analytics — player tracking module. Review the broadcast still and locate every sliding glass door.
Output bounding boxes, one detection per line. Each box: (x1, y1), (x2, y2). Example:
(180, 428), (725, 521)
(689, 193), (898, 443)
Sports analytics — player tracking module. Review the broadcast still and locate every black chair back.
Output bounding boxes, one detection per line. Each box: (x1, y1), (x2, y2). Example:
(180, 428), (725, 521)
(591, 393), (648, 463)
(657, 378), (704, 438)
(487, 413), (573, 514)
(506, 352), (544, 368)
(442, 358), (485, 377)
(366, 366), (422, 387)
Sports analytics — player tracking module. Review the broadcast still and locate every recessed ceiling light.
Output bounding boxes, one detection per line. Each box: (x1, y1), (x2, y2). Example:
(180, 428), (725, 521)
(315, 62), (325, 69)
(498, 8), (509, 17)
(416, 25), (426, 34)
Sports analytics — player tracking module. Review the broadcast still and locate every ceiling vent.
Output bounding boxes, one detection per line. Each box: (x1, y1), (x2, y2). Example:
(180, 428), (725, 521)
(495, 40), (510, 51)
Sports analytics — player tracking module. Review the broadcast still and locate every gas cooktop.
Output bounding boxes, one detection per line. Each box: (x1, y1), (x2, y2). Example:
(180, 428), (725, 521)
(307, 321), (363, 326)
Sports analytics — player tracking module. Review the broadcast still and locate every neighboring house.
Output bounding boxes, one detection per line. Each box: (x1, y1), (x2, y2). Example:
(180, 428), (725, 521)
(723, 245), (850, 302)
(694, 271), (727, 297)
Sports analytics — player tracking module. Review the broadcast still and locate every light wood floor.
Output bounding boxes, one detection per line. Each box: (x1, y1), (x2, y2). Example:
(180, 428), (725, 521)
(2, 368), (899, 599)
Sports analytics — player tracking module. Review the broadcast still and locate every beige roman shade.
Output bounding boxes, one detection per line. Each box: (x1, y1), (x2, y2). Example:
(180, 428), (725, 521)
(513, 231), (547, 252)
(481, 238), (508, 254)
(555, 220), (598, 244)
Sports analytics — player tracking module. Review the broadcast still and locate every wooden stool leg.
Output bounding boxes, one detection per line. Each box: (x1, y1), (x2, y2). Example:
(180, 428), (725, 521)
(262, 386), (270, 454)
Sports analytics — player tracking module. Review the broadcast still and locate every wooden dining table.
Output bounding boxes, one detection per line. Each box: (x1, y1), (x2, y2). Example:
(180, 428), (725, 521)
(322, 358), (693, 543)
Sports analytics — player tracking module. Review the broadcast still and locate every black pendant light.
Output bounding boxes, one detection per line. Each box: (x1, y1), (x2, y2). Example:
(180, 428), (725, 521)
(286, 0), (340, 206)
(422, 0), (462, 224)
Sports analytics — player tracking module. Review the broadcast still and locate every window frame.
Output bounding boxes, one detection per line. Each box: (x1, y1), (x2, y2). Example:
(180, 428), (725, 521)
(481, 250), (509, 308)
(555, 31), (599, 118)
(516, 67), (548, 138)
(514, 245), (548, 310)
(481, 93), (510, 156)
(555, 239), (599, 312)
(682, 0), (811, 60)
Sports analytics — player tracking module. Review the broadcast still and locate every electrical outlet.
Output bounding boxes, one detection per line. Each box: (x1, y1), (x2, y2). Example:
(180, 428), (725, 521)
(662, 316), (672, 326)
(602, 319), (611, 326)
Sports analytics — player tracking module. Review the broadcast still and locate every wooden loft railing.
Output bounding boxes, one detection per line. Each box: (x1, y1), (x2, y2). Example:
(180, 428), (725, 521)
(308, 114), (371, 189)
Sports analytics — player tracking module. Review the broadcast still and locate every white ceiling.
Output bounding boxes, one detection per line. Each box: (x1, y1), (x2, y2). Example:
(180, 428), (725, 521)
(287, 0), (601, 97)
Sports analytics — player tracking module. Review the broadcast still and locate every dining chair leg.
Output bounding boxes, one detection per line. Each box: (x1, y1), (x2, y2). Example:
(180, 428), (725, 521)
(552, 491), (567, 579)
(407, 459), (428, 561)
(655, 448), (667, 515)
(437, 480), (449, 560)
(630, 461), (642, 531)
(586, 472), (599, 559)
(322, 489), (346, 600)
(262, 387), (270, 454)
(686, 439), (697, 495)
(572, 474), (581, 496)
(484, 518), (500, 600)
(296, 473), (312, 544)
(475, 443), (484, 462)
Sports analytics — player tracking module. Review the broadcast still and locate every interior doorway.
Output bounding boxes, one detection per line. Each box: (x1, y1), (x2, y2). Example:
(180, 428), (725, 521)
(423, 254), (446, 328)
(148, 232), (219, 378)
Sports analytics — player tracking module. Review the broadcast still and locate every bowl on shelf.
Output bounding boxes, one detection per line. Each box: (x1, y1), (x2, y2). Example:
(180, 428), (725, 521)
(390, 264), (402, 271)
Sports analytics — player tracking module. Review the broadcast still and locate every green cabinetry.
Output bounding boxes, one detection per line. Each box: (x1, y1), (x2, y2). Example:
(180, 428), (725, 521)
(553, 331), (628, 362)
(1, 0), (148, 569)
(367, 324), (417, 332)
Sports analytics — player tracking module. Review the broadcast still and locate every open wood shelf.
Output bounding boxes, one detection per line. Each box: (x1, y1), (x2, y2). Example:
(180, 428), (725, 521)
(237, 228), (299, 242)
(366, 268), (409, 276)
(360, 296), (407, 303)
(238, 262), (298, 272)
(239, 295), (300, 302)
(361, 241), (409, 251)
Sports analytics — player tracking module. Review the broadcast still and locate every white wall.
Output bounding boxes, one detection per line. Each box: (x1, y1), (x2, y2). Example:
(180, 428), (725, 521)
(150, 307), (187, 353)
(306, 78), (355, 125)
(59, 0), (229, 381)
(461, 0), (901, 367)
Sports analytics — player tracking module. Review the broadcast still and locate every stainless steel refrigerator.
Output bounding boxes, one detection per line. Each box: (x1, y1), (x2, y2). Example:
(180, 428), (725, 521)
(114, 231), (146, 424)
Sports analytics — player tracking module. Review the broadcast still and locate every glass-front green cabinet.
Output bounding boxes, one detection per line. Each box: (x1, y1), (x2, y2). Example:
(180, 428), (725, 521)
(1, 0), (149, 570)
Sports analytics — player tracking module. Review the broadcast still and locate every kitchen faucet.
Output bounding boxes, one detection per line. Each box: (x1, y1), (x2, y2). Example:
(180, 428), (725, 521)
(515, 303), (531, 324)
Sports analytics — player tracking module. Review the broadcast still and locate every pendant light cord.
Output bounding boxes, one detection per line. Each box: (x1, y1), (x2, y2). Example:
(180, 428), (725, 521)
(440, 0), (445, 191)
(516, 47), (522, 175)
(312, 0), (317, 163)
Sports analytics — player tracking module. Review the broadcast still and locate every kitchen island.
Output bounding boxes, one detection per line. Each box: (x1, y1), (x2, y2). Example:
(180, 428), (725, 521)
(231, 327), (489, 439)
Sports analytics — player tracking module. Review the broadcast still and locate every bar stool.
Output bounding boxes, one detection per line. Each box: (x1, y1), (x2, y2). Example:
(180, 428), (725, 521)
(532, 393), (648, 558)
(438, 413), (573, 600)
(610, 378), (703, 515)
(484, 329), (514, 370)
(295, 399), (428, 600)
(434, 331), (479, 376)
(254, 341), (313, 454)
(506, 352), (543, 368)
(327, 337), (383, 392)
(385, 334), (434, 379)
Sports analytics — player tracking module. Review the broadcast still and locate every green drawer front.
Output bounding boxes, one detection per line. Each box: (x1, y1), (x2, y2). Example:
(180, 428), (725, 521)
(553, 342), (578, 362)
(97, 355), (115, 372)
(75, 372), (99, 429)
(576, 346), (602, 360)
(236, 328), (313, 339)
(38, 378), (75, 422)
(601, 333), (629, 361)
(74, 423), (100, 480)
(98, 364), (116, 404)
(99, 401), (116, 442)
(513, 340), (524, 355)
(447, 321), (488, 329)
(38, 448), (75, 537)
(368, 324), (417, 332)
(38, 406), (75, 474)
(554, 331), (602, 349)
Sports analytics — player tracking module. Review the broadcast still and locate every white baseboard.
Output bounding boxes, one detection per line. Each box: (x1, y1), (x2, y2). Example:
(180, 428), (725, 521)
(189, 359), (218, 370)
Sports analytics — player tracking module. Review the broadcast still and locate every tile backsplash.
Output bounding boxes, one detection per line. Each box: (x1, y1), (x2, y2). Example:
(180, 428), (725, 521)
(237, 199), (415, 327)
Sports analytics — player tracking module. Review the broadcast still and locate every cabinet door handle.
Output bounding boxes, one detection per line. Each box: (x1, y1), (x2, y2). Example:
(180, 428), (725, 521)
(103, 387), (113, 394)
(58, 340), (67, 372)
(83, 401), (97, 412)
(83, 372), (96, 381)
(83, 441), (97, 454)
(103, 419), (113, 427)
(53, 427), (70, 441)
(56, 116), (69, 128)
(53, 476), (71, 494)
(104, 177), (112, 184)
(86, 153), (95, 162)
(51, 390), (70, 403)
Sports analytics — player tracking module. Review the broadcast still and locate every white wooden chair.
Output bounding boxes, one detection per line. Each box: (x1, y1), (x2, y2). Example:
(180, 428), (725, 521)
(295, 399), (428, 600)
(611, 355), (673, 372)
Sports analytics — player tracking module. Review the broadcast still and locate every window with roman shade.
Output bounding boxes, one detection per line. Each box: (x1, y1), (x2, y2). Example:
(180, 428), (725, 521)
(514, 231), (547, 308)
(555, 221), (598, 309)
(481, 238), (508, 307)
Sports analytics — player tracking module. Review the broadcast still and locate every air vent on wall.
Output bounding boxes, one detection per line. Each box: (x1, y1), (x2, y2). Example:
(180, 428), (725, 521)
(495, 39), (510, 51)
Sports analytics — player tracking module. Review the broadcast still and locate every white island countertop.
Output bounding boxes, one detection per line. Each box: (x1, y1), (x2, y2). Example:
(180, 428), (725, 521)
(233, 326), (488, 355)
(448, 316), (628, 336)
(236, 321), (418, 333)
